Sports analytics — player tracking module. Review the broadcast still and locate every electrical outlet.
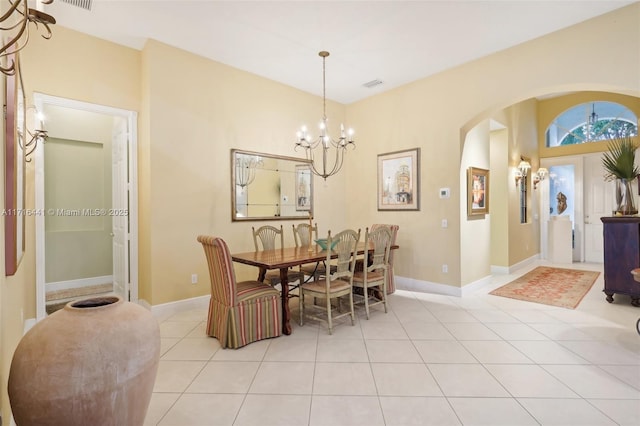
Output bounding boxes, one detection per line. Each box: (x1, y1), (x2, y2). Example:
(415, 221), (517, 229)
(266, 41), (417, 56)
(442, 264), (448, 273)
(441, 219), (448, 228)
(191, 274), (198, 284)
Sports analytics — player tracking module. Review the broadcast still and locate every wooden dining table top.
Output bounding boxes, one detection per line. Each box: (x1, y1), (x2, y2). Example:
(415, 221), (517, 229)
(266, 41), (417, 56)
(231, 242), (398, 270)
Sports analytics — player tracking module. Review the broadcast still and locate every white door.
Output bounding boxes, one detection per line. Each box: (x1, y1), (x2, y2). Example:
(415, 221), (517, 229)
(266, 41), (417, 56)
(584, 154), (612, 263)
(112, 117), (129, 300)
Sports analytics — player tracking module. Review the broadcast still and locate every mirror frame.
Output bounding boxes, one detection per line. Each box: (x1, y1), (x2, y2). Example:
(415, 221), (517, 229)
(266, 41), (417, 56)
(231, 149), (313, 222)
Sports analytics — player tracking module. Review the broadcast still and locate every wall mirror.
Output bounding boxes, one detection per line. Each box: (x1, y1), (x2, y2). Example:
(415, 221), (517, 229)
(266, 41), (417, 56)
(231, 149), (313, 221)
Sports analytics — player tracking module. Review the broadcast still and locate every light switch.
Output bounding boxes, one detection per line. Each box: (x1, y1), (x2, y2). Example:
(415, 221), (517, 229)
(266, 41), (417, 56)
(441, 219), (448, 228)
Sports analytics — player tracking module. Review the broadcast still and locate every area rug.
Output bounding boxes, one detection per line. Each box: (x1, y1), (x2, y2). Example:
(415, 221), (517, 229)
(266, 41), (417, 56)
(489, 266), (600, 309)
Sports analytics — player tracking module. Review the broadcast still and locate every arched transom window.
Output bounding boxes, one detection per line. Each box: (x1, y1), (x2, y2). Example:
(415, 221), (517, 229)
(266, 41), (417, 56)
(546, 101), (638, 147)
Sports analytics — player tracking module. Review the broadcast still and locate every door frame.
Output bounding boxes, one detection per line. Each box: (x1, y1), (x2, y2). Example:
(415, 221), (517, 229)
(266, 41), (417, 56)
(34, 93), (138, 321)
(540, 155), (585, 263)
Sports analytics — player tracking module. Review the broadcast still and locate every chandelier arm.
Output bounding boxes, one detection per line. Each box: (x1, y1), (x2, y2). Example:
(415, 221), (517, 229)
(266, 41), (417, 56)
(1, 1), (23, 24)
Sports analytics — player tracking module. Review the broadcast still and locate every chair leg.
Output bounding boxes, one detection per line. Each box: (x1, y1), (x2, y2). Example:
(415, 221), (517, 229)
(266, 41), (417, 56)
(326, 296), (333, 335)
(349, 291), (355, 325)
(382, 280), (388, 313)
(299, 290), (305, 326)
(364, 284), (371, 320)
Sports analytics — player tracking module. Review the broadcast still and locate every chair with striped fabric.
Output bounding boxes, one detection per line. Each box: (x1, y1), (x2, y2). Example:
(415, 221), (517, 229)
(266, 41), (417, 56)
(197, 235), (282, 349)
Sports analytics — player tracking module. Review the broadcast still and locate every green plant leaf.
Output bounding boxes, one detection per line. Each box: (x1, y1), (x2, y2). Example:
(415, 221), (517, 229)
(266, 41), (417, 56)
(601, 136), (640, 180)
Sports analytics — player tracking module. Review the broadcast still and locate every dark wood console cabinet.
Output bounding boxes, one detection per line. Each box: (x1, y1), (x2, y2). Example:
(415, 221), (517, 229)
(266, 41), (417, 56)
(601, 217), (640, 306)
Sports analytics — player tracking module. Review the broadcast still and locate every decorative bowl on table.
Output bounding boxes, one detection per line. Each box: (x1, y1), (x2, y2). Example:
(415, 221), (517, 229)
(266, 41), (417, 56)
(315, 238), (338, 250)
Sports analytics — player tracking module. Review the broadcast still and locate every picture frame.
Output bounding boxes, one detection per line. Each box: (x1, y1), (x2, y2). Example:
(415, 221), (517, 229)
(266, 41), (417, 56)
(4, 52), (26, 276)
(467, 167), (490, 216)
(295, 164), (312, 211)
(377, 148), (420, 211)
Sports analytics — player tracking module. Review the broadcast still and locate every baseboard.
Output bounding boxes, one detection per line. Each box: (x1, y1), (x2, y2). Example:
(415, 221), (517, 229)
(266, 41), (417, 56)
(149, 295), (209, 320)
(395, 276), (462, 297)
(461, 274), (493, 296)
(46, 275), (113, 292)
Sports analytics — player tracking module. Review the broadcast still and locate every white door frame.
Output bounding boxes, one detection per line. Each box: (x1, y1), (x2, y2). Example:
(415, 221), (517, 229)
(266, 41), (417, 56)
(540, 155), (585, 263)
(34, 93), (138, 321)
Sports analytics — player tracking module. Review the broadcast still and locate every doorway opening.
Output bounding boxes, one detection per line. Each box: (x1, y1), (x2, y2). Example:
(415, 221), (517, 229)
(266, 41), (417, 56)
(33, 94), (138, 321)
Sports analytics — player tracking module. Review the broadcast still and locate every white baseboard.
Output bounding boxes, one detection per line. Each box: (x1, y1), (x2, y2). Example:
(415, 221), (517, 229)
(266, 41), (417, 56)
(149, 295), (209, 321)
(46, 275), (113, 292)
(395, 276), (463, 297)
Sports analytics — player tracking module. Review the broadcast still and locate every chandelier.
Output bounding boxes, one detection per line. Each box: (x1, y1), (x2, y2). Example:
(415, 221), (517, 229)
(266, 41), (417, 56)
(295, 51), (355, 180)
(0, 0), (56, 76)
(235, 154), (263, 191)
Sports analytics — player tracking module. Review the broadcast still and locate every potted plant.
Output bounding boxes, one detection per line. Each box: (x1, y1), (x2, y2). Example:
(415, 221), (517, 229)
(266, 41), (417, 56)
(601, 135), (639, 215)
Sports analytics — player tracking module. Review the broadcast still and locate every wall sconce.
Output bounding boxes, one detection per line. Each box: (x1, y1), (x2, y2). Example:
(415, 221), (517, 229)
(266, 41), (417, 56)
(21, 106), (48, 162)
(0, 0), (56, 76)
(533, 167), (548, 190)
(514, 158), (531, 187)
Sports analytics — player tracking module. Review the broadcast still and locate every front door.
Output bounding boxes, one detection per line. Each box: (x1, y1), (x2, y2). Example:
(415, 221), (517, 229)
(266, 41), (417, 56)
(584, 154), (613, 263)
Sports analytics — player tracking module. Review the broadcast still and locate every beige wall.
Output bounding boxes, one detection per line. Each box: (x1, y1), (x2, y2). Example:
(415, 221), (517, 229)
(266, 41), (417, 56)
(2, 3), (640, 421)
(490, 128), (509, 267)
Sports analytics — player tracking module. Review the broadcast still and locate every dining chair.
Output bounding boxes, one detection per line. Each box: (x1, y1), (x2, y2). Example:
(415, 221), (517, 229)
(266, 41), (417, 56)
(352, 226), (392, 319)
(299, 229), (360, 334)
(252, 225), (304, 290)
(355, 224), (399, 294)
(292, 222), (327, 280)
(197, 235), (282, 349)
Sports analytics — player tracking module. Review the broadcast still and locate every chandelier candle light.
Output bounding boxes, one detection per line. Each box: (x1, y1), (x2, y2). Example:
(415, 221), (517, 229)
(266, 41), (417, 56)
(295, 51), (355, 180)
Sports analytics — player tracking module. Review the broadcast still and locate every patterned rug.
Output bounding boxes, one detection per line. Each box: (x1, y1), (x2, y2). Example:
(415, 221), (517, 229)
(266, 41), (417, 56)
(489, 266), (600, 309)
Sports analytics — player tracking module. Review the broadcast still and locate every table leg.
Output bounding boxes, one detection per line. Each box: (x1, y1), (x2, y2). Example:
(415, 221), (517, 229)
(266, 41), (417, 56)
(257, 267), (267, 282)
(279, 268), (292, 335)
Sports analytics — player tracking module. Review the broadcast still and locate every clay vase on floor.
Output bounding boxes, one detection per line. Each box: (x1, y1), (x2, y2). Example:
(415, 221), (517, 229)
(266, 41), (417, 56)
(8, 296), (160, 426)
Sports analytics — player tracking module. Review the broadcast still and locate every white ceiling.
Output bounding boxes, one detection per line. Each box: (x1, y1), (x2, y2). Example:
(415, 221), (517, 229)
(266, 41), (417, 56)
(40, 0), (635, 104)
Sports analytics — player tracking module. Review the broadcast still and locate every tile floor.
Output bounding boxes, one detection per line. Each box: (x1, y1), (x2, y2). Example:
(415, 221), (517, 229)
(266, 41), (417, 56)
(145, 262), (640, 425)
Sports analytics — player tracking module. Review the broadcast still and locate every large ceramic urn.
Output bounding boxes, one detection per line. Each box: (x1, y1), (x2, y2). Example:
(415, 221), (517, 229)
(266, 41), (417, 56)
(8, 296), (161, 426)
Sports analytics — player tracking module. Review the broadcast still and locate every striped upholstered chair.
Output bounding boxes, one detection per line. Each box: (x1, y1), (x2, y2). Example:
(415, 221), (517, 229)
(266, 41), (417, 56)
(197, 235), (282, 349)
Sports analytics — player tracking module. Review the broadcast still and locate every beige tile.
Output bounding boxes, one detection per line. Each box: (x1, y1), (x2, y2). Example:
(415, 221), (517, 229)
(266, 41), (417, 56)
(316, 338), (368, 362)
(401, 322), (456, 340)
(484, 323), (549, 340)
(414, 340), (478, 364)
(360, 320), (409, 340)
(509, 340), (590, 364)
(371, 363), (442, 396)
(309, 396), (384, 426)
(468, 309), (519, 323)
(448, 397), (538, 425)
(263, 337), (318, 362)
(543, 364), (640, 399)
(159, 321), (201, 338)
(518, 398), (617, 425)
(210, 339), (270, 361)
(235, 394), (311, 426)
(379, 396), (461, 426)
(599, 365), (640, 391)
(588, 399), (640, 426)
(485, 364), (579, 398)
(249, 361), (315, 395)
(313, 362), (377, 395)
(461, 341), (533, 364)
(530, 323), (598, 340)
(365, 340), (422, 363)
(161, 337), (220, 361)
(428, 364), (509, 397)
(153, 360), (206, 393)
(158, 393), (243, 426)
(559, 340), (640, 365)
(443, 323), (502, 340)
(144, 393), (180, 426)
(159, 338), (180, 357)
(432, 309), (478, 323)
(186, 361), (260, 393)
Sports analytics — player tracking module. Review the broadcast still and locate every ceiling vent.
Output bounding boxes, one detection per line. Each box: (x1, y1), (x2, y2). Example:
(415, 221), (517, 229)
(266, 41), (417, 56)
(60, 0), (93, 11)
(362, 79), (383, 89)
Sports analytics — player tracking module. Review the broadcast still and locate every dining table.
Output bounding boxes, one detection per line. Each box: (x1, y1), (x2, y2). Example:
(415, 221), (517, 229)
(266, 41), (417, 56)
(231, 242), (398, 335)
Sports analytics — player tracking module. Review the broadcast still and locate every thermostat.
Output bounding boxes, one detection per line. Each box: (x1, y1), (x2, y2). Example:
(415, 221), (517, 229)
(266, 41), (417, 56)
(439, 188), (450, 199)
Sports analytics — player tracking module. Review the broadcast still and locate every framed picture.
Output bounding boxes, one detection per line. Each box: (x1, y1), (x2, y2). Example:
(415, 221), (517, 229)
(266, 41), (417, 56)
(4, 51), (26, 276)
(377, 148), (420, 211)
(467, 167), (490, 216)
(295, 164), (312, 211)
